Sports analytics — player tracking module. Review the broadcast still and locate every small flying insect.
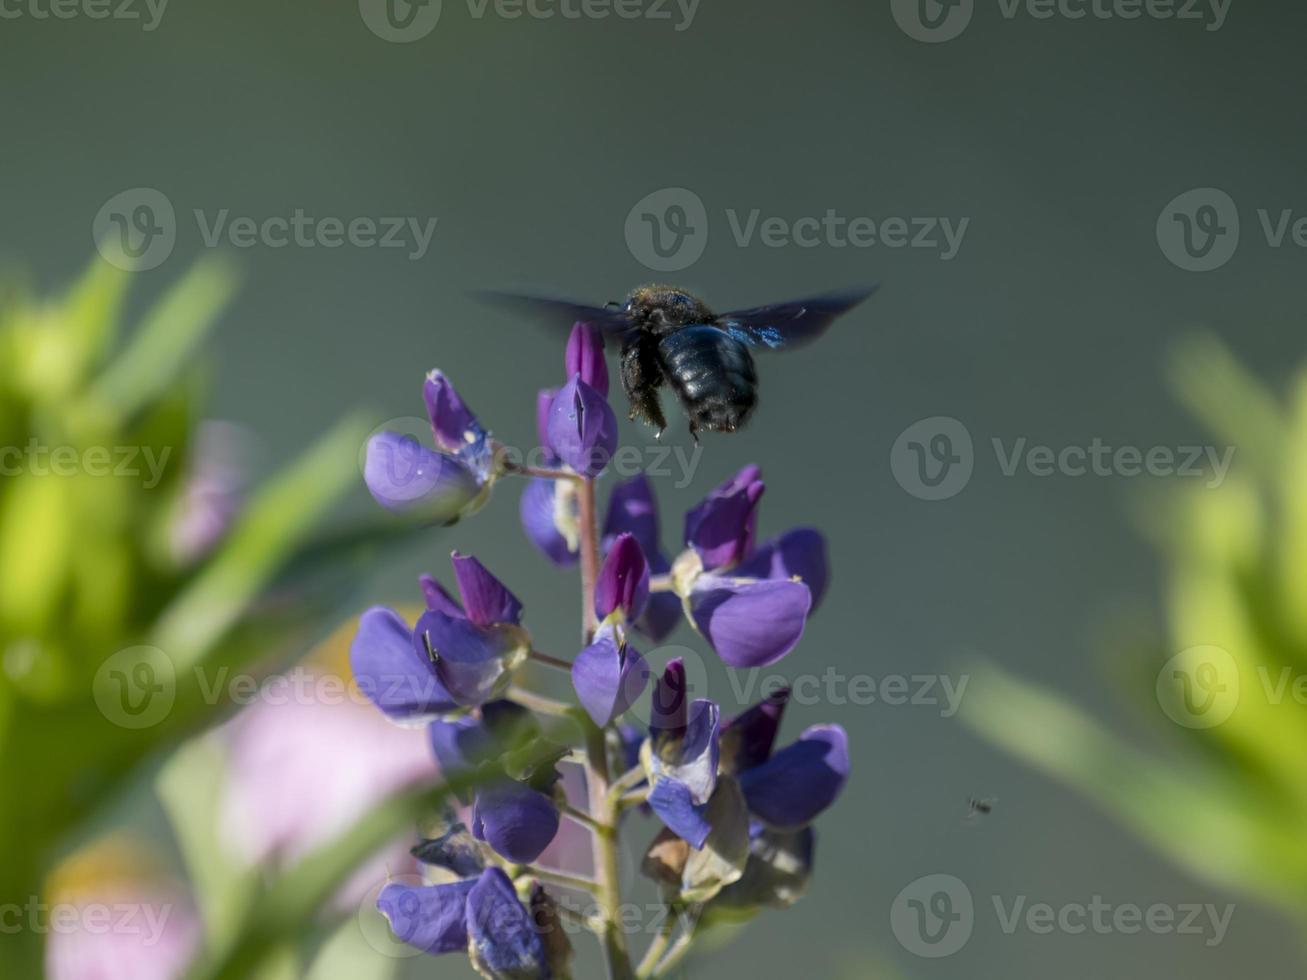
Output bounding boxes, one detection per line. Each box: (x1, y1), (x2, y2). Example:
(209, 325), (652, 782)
(966, 796), (997, 822)
(479, 284), (877, 441)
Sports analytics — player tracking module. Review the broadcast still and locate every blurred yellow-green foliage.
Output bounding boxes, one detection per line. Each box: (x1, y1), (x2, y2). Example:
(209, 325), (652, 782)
(0, 258), (371, 976)
(965, 336), (1307, 943)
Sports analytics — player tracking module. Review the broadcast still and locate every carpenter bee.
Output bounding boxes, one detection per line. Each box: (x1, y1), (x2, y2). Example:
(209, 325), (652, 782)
(479, 284), (877, 440)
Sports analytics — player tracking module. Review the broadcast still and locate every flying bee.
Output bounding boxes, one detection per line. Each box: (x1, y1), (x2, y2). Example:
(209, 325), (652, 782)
(479, 284), (877, 440)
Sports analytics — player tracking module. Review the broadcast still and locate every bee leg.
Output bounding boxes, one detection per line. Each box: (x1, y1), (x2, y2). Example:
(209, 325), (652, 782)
(687, 419), (700, 445)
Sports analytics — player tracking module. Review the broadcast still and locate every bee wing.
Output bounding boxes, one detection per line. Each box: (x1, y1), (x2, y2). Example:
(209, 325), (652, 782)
(715, 286), (878, 350)
(473, 290), (637, 339)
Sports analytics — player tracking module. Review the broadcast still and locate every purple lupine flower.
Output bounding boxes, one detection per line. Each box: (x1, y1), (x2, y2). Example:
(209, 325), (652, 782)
(721, 688), (850, 830)
(571, 622), (650, 727)
(428, 701), (562, 864)
(595, 532), (650, 621)
(546, 375), (617, 478)
(565, 321), (608, 397)
(684, 464), (765, 570)
(604, 475), (683, 641)
(675, 467), (830, 667)
(520, 388), (580, 566)
(411, 553), (532, 708)
(379, 867), (571, 977)
(349, 606), (460, 721)
(364, 371), (492, 522)
(641, 660), (721, 849)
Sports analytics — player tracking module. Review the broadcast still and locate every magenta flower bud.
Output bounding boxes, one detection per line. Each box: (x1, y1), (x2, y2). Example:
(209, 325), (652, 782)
(547, 375), (617, 478)
(595, 532), (650, 620)
(565, 321), (608, 397)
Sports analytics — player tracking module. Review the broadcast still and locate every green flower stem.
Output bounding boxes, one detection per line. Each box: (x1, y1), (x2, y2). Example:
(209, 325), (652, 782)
(616, 785), (650, 813)
(651, 913), (699, 978)
(578, 473), (635, 979)
(530, 648), (575, 671)
(635, 908), (676, 979)
(606, 763), (648, 805)
(505, 686), (575, 718)
(502, 459), (584, 483)
(562, 802), (604, 832)
(520, 865), (601, 894)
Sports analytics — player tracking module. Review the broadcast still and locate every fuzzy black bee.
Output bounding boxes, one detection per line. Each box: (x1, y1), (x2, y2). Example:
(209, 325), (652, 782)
(480, 285), (877, 440)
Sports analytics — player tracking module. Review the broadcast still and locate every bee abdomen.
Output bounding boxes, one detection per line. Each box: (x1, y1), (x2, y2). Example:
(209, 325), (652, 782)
(658, 326), (759, 433)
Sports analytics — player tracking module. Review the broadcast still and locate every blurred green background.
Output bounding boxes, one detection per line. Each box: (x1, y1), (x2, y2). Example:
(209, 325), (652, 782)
(3, 0), (1306, 977)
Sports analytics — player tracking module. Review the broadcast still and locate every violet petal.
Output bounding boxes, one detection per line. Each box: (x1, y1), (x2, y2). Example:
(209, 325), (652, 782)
(689, 575), (811, 669)
(738, 725), (850, 829)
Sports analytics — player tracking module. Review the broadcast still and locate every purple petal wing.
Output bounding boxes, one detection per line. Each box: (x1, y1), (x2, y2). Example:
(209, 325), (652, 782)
(466, 868), (549, 978)
(451, 551), (524, 626)
(377, 880), (474, 955)
(571, 624), (650, 727)
(364, 431), (481, 519)
(519, 477), (579, 567)
(689, 575), (811, 669)
(350, 607), (456, 721)
(735, 527), (830, 611)
(647, 778), (712, 850)
(472, 781), (561, 865)
(738, 725), (850, 829)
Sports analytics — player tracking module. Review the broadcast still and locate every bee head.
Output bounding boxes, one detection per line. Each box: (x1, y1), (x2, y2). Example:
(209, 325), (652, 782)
(625, 285), (714, 334)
